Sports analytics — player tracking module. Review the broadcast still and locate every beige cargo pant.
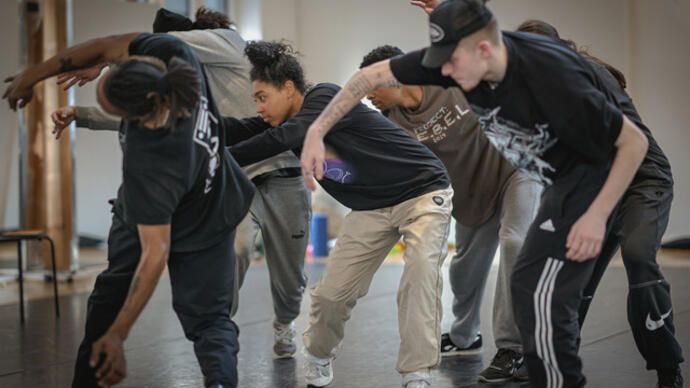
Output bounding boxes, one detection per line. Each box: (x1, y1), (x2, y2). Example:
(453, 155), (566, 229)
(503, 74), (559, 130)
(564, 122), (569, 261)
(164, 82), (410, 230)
(303, 186), (453, 375)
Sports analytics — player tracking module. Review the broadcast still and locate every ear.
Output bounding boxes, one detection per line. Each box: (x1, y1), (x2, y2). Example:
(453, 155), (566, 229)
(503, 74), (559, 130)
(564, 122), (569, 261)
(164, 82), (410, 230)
(283, 80), (296, 97)
(477, 40), (492, 59)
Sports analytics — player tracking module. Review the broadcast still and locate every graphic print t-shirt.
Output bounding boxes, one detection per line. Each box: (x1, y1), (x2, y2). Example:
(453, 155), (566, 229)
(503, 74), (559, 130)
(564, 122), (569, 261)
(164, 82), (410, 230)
(225, 83), (450, 210)
(386, 85), (516, 226)
(390, 31), (624, 186)
(114, 33), (254, 252)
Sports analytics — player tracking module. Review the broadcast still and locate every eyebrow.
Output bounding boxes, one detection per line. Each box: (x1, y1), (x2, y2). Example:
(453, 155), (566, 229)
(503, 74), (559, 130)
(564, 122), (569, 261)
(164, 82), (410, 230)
(252, 90), (265, 98)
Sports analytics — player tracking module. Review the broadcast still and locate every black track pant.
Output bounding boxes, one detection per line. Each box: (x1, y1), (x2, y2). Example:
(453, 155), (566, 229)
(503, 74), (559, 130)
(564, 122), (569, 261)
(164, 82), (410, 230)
(72, 214), (239, 387)
(512, 165), (613, 388)
(579, 182), (684, 370)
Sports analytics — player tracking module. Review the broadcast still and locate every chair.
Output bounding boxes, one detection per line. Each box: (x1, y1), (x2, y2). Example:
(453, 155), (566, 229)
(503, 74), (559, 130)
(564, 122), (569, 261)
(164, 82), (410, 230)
(0, 230), (60, 323)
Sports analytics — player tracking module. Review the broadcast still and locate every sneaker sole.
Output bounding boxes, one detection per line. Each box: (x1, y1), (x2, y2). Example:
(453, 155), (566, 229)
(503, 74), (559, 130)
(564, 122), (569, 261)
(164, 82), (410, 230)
(477, 375), (513, 384)
(441, 347), (483, 358)
(273, 352), (295, 360)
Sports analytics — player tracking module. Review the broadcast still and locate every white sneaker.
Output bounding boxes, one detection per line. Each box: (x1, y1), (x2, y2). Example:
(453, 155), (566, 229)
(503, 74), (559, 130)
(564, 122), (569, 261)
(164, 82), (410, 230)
(402, 369), (431, 388)
(273, 321), (296, 359)
(303, 348), (333, 387)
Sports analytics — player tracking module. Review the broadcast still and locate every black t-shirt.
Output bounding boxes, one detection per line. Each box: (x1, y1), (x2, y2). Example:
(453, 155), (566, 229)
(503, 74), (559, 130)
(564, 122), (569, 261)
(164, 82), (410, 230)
(225, 83), (449, 210)
(390, 31), (624, 187)
(585, 61), (673, 187)
(113, 33), (254, 252)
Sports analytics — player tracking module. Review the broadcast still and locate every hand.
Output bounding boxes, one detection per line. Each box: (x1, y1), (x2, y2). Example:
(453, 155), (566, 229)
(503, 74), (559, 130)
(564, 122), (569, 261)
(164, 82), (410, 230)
(3, 73), (34, 111)
(51, 106), (76, 139)
(300, 127), (326, 191)
(89, 331), (127, 388)
(565, 211), (606, 262)
(57, 63), (106, 90)
(410, 0), (439, 15)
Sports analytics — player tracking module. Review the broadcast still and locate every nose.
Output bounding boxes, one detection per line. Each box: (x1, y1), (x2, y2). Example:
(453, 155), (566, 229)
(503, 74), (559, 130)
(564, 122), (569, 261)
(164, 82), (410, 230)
(255, 103), (264, 114)
(441, 62), (452, 77)
(366, 92), (375, 101)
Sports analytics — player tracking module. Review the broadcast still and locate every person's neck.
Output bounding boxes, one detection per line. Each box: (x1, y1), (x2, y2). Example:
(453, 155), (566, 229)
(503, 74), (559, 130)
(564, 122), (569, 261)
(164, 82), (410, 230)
(484, 39), (508, 87)
(400, 86), (424, 111)
(286, 93), (305, 119)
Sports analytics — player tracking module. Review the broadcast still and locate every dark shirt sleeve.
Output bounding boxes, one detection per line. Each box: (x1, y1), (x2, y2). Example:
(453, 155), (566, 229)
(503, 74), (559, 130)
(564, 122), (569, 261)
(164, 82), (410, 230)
(122, 129), (190, 225)
(129, 33), (198, 66)
(222, 116), (271, 146)
(528, 55), (623, 163)
(228, 86), (334, 166)
(389, 49), (457, 88)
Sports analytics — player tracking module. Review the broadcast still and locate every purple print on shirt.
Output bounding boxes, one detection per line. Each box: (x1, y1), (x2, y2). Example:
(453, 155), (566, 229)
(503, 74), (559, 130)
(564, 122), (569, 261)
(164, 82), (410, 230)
(322, 158), (355, 184)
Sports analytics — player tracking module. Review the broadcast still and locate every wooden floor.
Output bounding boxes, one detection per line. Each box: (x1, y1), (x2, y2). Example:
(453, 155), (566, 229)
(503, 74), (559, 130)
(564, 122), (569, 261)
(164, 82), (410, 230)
(0, 246), (688, 387)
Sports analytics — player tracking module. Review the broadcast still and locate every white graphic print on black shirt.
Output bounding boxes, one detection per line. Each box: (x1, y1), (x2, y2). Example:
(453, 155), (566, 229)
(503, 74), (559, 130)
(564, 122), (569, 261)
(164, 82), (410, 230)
(472, 105), (557, 186)
(193, 96), (220, 193)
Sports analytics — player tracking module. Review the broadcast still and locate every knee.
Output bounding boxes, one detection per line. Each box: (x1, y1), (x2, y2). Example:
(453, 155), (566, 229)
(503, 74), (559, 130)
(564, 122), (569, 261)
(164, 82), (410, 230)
(499, 234), (525, 258)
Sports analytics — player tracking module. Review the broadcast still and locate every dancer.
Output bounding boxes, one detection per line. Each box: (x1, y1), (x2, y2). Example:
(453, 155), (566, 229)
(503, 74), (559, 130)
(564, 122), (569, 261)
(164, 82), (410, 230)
(225, 40), (453, 388)
(5, 31), (254, 388)
(517, 19), (684, 388)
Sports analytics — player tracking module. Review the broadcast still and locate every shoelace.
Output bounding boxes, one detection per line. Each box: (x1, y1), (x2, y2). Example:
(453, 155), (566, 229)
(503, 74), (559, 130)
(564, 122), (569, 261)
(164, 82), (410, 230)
(304, 359), (329, 378)
(491, 349), (520, 369)
(274, 323), (296, 345)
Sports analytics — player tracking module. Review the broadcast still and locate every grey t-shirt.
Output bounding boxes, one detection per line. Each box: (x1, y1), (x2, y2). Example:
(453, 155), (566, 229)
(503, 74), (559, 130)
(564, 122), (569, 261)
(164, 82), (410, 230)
(168, 28), (300, 178)
(386, 85), (517, 226)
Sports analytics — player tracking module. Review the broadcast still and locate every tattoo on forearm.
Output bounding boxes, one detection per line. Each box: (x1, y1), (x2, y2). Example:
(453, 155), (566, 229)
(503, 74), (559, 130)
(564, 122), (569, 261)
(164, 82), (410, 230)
(58, 57), (77, 73)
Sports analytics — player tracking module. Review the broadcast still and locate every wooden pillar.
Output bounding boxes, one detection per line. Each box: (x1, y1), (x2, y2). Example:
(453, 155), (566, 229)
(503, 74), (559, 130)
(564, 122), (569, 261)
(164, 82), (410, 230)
(21, 0), (76, 272)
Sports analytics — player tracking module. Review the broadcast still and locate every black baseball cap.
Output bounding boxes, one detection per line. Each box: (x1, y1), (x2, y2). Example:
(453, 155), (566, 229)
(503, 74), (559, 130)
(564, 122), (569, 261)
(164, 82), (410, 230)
(422, 0), (493, 68)
(152, 8), (193, 33)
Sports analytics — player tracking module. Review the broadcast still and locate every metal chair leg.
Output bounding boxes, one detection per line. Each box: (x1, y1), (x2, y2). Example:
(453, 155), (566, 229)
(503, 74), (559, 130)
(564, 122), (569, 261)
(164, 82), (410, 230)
(46, 236), (60, 317)
(17, 241), (24, 324)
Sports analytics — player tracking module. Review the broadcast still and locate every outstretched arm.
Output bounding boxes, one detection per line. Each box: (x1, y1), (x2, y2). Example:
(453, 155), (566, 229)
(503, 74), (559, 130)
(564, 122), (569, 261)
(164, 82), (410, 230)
(3, 32), (141, 110)
(300, 59), (399, 190)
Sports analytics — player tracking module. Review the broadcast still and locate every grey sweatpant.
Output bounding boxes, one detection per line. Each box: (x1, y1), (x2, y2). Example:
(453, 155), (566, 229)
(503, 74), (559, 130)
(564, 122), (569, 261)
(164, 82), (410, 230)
(231, 175), (312, 324)
(449, 172), (542, 351)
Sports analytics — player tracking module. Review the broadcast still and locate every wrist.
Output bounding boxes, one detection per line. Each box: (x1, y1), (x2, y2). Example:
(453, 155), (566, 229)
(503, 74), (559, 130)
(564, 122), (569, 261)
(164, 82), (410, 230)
(107, 324), (130, 341)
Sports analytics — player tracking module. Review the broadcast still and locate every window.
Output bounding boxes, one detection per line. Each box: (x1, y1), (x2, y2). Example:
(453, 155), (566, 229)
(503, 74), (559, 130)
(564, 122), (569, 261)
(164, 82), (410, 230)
(166, 0), (189, 16)
(205, 0), (227, 14)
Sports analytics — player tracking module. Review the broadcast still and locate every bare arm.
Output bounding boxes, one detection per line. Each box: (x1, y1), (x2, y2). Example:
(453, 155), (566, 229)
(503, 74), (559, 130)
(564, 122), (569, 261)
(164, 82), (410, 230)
(3, 32), (141, 110)
(299, 59), (400, 190)
(89, 224), (170, 386)
(565, 115), (648, 261)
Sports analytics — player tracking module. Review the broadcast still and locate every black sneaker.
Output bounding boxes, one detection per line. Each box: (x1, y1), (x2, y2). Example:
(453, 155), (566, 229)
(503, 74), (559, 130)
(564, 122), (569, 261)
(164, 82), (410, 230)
(657, 367), (683, 388)
(513, 361), (529, 381)
(477, 348), (524, 384)
(440, 332), (482, 357)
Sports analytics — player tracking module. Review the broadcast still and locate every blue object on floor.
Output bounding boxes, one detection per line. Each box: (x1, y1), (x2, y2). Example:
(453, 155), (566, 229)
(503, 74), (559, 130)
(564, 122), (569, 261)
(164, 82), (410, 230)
(311, 213), (329, 257)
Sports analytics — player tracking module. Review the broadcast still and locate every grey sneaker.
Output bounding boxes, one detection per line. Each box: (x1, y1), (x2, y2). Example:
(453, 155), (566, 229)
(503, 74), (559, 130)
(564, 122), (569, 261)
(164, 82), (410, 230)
(273, 321), (296, 359)
(477, 348), (524, 384)
(440, 332), (482, 357)
(303, 348), (333, 387)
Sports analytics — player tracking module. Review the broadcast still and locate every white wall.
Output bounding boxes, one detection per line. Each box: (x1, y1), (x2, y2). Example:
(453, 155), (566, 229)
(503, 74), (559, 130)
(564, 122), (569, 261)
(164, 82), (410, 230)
(629, 0), (690, 240)
(70, 0), (158, 239)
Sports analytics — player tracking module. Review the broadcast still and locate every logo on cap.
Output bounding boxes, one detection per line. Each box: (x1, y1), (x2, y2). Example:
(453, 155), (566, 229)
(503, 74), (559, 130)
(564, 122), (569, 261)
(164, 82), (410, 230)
(429, 23), (445, 43)
(433, 196), (444, 205)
